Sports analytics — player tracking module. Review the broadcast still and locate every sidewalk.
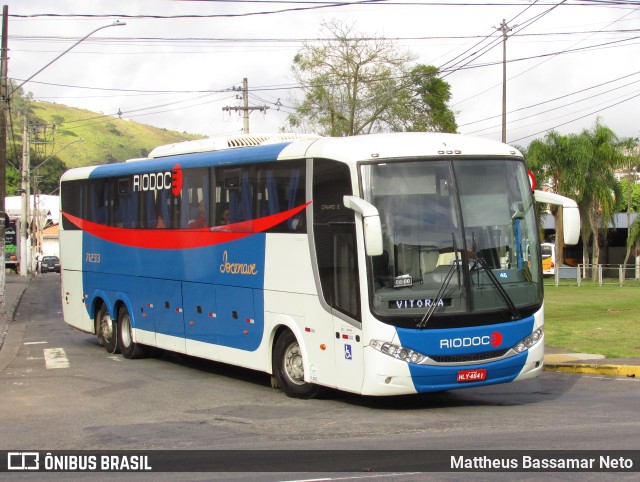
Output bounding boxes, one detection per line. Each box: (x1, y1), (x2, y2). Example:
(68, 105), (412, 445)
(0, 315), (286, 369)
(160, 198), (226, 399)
(0, 272), (32, 353)
(543, 345), (640, 378)
(0, 273), (639, 379)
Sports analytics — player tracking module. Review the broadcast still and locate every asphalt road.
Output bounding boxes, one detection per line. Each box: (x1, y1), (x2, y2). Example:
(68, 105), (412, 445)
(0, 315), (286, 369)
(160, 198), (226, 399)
(1, 275), (639, 481)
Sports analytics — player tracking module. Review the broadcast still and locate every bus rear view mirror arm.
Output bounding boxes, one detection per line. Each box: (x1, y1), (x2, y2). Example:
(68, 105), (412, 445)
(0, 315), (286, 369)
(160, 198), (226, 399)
(343, 195), (384, 256)
(533, 190), (581, 245)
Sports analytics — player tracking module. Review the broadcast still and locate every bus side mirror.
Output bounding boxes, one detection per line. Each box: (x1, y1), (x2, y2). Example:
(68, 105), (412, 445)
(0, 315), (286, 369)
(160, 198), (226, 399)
(562, 206), (580, 245)
(533, 190), (581, 245)
(343, 195), (383, 256)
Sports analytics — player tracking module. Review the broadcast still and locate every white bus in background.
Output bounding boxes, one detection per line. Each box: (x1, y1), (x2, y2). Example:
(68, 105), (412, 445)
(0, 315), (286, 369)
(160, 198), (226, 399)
(541, 242), (556, 276)
(59, 132), (580, 398)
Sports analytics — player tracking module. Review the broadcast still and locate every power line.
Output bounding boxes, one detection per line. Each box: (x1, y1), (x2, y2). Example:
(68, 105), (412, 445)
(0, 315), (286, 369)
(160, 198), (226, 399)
(11, 31), (638, 99)
(508, 90), (640, 143)
(465, 78), (640, 136)
(11, 28), (640, 44)
(458, 69), (640, 127)
(10, 1), (640, 20)
(9, 0), (392, 20)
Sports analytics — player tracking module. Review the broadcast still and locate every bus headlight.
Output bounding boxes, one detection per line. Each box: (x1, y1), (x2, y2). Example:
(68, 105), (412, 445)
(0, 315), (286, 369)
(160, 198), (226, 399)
(370, 340), (426, 364)
(513, 328), (543, 353)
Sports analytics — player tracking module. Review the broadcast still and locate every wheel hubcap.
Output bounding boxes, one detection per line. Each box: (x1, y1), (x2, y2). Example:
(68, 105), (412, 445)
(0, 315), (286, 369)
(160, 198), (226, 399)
(121, 315), (131, 348)
(284, 343), (305, 385)
(100, 315), (114, 344)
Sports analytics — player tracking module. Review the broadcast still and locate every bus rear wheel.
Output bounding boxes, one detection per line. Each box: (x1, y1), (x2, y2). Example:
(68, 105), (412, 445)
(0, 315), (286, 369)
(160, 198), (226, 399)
(96, 304), (119, 354)
(272, 330), (320, 399)
(117, 305), (146, 359)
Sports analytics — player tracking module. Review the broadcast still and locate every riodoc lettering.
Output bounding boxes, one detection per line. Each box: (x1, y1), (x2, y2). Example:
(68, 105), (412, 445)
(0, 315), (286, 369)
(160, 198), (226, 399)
(132, 172), (173, 192)
(132, 164), (182, 195)
(440, 331), (503, 349)
(441, 336), (490, 349)
(219, 250), (258, 275)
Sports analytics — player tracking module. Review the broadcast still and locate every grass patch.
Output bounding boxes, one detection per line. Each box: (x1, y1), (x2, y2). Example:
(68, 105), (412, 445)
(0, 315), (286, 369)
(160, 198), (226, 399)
(543, 282), (640, 358)
(30, 101), (203, 168)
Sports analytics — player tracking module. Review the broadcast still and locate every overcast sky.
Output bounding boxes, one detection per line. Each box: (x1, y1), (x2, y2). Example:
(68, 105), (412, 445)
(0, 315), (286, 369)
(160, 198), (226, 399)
(6, 0), (640, 148)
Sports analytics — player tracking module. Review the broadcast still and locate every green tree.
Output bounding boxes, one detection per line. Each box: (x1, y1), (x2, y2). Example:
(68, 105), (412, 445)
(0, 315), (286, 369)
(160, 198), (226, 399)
(625, 217), (640, 277)
(30, 155), (67, 196)
(399, 65), (457, 133)
(616, 181), (640, 213)
(526, 131), (584, 270)
(6, 81), (68, 196)
(576, 121), (624, 277)
(288, 20), (456, 136)
(616, 136), (639, 272)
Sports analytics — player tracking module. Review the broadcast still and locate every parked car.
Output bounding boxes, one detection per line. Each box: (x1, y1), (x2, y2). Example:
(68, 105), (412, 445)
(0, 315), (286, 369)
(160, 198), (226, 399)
(40, 256), (60, 273)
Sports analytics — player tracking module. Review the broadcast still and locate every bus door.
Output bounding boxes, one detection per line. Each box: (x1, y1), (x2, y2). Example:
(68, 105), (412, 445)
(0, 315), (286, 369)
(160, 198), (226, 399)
(313, 159), (364, 392)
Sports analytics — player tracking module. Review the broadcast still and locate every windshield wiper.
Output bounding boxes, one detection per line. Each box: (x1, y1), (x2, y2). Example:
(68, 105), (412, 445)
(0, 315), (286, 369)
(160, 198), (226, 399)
(416, 260), (459, 329)
(417, 234), (460, 329)
(473, 257), (521, 320)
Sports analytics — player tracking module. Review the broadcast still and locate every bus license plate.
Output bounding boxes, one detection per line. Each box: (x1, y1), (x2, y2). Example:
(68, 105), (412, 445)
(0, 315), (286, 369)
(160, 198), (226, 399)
(457, 369), (487, 382)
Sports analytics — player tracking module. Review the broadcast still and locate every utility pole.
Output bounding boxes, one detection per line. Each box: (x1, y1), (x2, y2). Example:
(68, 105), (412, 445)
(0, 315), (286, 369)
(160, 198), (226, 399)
(494, 19), (516, 143)
(0, 5), (8, 309)
(222, 78), (269, 134)
(19, 118), (29, 277)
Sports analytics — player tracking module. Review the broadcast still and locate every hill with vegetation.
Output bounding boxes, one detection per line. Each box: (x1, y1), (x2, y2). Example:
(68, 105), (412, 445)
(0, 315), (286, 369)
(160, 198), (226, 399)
(28, 101), (203, 168)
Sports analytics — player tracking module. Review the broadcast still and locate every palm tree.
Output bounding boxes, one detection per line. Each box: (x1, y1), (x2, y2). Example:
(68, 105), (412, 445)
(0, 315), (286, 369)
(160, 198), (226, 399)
(620, 137), (640, 277)
(576, 122), (624, 280)
(526, 131), (583, 272)
(624, 217), (640, 280)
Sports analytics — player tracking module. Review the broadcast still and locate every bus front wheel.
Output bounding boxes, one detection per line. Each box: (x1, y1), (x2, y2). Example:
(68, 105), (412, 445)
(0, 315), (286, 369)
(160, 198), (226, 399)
(117, 305), (146, 359)
(272, 330), (320, 399)
(96, 304), (119, 354)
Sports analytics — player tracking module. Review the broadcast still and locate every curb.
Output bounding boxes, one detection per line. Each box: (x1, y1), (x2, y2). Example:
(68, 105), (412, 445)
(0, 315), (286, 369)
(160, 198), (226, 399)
(544, 363), (640, 378)
(0, 277), (31, 351)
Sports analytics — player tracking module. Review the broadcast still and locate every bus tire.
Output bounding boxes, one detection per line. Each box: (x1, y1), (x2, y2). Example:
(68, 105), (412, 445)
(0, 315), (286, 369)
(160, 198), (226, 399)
(272, 330), (320, 399)
(96, 304), (119, 354)
(117, 305), (146, 359)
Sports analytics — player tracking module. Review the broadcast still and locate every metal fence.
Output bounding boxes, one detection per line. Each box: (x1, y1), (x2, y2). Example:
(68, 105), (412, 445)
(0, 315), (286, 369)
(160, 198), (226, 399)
(551, 264), (640, 287)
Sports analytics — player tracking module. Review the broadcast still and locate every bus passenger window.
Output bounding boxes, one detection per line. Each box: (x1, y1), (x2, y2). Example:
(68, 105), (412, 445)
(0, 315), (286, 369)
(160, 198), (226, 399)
(214, 167), (253, 230)
(256, 160), (306, 233)
(181, 168), (210, 229)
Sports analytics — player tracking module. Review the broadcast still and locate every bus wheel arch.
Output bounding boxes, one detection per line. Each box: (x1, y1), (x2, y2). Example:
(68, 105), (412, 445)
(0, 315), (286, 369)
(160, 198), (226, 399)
(272, 328), (320, 399)
(95, 300), (119, 354)
(116, 303), (146, 359)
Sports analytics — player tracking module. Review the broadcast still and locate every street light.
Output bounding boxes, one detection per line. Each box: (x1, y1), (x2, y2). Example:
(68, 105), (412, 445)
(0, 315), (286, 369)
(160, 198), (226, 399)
(32, 138), (84, 173)
(11, 20), (125, 277)
(11, 20), (126, 96)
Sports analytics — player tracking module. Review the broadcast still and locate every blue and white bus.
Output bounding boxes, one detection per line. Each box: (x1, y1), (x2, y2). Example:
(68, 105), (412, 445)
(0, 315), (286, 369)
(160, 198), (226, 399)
(60, 132), (580, 398)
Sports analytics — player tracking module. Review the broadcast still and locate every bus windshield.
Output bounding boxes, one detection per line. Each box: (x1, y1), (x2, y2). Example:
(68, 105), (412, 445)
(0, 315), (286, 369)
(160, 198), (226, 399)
(361, 158), (542, 328)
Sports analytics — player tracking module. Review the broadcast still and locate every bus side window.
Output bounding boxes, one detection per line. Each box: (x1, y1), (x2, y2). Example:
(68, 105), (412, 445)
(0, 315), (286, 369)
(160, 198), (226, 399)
(313, 158), (360, 321)
(180, 168), (210, 228)
(87, 179), (110, 225)
(114, 178), (137, 228)
(215, 167), (253, 228)
(61, 180), (84, 230)
(155, 190), (169, 228)
(257, 160), (306, 233)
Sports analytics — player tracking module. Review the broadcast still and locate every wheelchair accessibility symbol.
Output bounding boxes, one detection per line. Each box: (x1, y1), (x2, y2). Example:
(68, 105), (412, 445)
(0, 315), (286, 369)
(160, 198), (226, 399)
(344, 344), (352, 360)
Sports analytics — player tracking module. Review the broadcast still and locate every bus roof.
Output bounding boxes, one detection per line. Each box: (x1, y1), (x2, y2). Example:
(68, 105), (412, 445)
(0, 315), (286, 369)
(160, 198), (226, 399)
(60, 132), (524, 182)
(294, 132), (522, 164)
(148, 133), (319, 158)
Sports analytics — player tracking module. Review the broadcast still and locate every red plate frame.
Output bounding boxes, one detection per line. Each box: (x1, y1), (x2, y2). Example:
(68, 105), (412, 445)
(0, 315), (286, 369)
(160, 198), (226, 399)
(457, 368), (487, 382)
